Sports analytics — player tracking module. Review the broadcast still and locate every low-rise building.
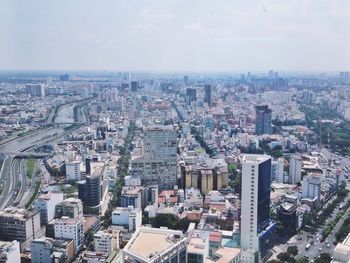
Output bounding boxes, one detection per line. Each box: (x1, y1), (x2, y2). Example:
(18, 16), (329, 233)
(111, 207), (142, 232)
(94, 228), (119, 255)
(0, 207), (43, 251)
(121, 227), (187, 263)
(0, 241), (20, 263)
(55, 198), (83, 220)
(54, 217), (83, 251)
(35, 191), (64, 225)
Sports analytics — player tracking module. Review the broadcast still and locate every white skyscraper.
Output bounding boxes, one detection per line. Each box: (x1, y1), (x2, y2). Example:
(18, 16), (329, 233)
(241, 154), (272, 263)
(289, 155), (302, 184)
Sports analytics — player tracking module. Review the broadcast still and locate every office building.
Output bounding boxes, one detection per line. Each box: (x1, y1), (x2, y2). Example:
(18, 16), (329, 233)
(241, 155), (272, 262)
(31, 238), (54, 263)
(25, 84), (45, 97)
(35, 191), (64, 225)
(204, 85), (212, 107)
(184, 75), (189, 85)
(55, 198), (83, 220)
(255, 105), (272, 135)
(302, 174), (321, 200)
(289, 155), (302, 184)
(186, 88), (197, 105)
(0, 241), (20, 263)
(271, 158), (284, 183)
(94, 228), (120, 255)
(339, 71), (350, 82)
(65, 160), (81, 181)
(130, 125), (178, 190)
(0, 207), (42, 251)
(120, 186), (142, 210)
(130, 81), (138, 92)
(78, 174), (101, 207)
(121, 227), (187, 263)
(111, 206), (142, 232)
(59, 74), (70, 81)
(277, 203), (298, 235)
(54, 217), (83, 251)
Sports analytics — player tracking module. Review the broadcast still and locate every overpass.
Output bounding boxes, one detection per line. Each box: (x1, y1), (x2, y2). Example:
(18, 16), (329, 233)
(2, 152), (51, 158)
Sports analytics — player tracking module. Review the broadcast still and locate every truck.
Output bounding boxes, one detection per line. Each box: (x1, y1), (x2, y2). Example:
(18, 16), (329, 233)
(305, 243), (311, 250)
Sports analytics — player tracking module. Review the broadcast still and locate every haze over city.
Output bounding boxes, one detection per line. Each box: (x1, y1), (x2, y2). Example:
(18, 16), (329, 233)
(1, 0), (350, 71)
(0, 1), (350, 263)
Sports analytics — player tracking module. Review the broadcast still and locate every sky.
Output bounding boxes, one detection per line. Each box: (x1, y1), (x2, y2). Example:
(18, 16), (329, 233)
(1, 0), (350, 72)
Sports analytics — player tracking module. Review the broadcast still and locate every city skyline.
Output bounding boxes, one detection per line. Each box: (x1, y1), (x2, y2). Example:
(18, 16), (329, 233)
(1, 0), (350, 71)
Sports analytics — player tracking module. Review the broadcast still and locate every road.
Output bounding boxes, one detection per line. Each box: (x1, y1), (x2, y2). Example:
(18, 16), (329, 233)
(0, 101), (89, 209)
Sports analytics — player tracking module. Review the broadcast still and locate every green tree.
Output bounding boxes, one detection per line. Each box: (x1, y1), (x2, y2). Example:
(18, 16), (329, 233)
(315, 253), (331, 263)
(287, 246), (298, 256)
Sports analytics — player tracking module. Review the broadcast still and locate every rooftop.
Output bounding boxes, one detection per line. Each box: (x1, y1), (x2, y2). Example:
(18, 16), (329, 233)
(124, 227), (186, 261)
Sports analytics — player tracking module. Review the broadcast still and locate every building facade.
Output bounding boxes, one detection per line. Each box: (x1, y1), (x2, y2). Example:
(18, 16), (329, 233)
(240, 154), (272, 263)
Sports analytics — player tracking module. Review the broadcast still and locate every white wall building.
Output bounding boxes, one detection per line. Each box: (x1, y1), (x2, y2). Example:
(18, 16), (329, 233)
(54, 217), (83, 251)
(130, 126), (178, 190)
(35, 191), (64, 225)
(289, 155), (302, 184)
(65, 160), (81, 181)
(121, 227), (187, 263)
(94, 228), (119, 255)
(111, 206), (142, 232)
(302, 175), (321, 199)
(0, 241), (20, 263)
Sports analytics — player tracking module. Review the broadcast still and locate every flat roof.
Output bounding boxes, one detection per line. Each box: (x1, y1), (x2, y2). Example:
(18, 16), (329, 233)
(126, 228), (184, 260)
(206, 247), (240, 263)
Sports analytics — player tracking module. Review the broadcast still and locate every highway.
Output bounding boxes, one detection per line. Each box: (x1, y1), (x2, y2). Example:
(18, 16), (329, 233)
(0, 100), (90, 209)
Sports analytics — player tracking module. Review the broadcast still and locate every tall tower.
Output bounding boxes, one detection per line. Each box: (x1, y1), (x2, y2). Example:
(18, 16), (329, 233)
(204, 85), (212, 107)
(130, 126), (178, 190)
(255, 105), (272, 135)
(241, 154), (272, 263)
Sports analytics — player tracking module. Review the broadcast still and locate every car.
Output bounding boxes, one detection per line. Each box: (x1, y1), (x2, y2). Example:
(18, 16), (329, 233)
(327, 244), (330, 248)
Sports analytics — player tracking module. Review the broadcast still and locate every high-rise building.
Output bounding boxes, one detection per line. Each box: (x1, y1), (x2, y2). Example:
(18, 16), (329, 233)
(25, 84), (45, 97)
(78, 174), (101, 207)
(186, 88), (197, 105)
(271, 158), (284, 183)
(241, 154), (272, 262)
(59, 74), (70, 81)
(204, 85), (212, 107)
(130, 81), (138, 92)
(130, 125), (178, 190)
(302, 174), (321, 200)
(183, 75), (189, 85)
(255, 105), (272, 135)
(339, 71), (350, 82)
(289, 155), (302, 184)
(65, 160), (81, 181)
(0, 241), (20, 263)
(0, 207), (43, 251)
(35, 191), (64, 225)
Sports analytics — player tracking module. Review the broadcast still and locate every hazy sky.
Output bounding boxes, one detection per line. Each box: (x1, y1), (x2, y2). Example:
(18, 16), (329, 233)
(1, 0), (350, 72)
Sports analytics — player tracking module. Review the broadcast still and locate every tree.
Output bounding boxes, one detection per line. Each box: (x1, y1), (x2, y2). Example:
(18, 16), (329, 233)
(315, 253), (331, 263)
(296, 256), (309, 263)
(287, 246), (298, 256)
(277, 252), (292, 262)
